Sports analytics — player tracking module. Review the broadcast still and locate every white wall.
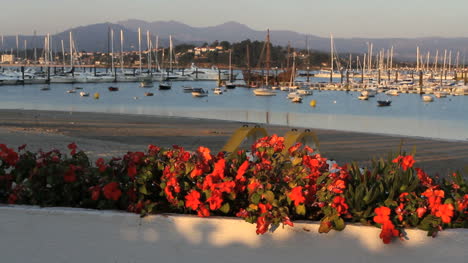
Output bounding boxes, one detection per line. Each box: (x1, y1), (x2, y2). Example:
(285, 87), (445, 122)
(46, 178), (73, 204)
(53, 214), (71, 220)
(0, 205), (466, 263)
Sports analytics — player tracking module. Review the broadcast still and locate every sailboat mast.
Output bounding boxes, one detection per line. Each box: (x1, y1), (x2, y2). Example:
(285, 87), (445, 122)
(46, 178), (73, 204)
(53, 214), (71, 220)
(330, 34), (334, 83)
(434, 50), (439, 72)
(69, 32), (73, 68)
(120, 29), (124, 73)
(416, 46), (420, 72)
(265, 29), (270, 86)
(155, 35), (159, 70)
(169, 35), (173, 72)
(61, 40), (65, 65)
(111, 29), (114, 73)
(147, 30), (151, 74)
(229, 49), (232, 82)
(138, 28), (142, 74)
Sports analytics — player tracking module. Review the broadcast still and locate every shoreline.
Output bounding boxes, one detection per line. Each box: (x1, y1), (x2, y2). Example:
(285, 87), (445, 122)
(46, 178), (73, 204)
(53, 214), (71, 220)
(0, 108), (467, 175)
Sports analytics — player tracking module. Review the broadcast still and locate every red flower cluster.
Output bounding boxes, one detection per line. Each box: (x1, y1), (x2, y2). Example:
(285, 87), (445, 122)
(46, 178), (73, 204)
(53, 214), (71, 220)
(103, 182), (122, 201)
(0, 144), (19, 166)
(373, 206), (400, 244)
(422, 189), (454, 223)
(392, 155), (415, 171)
(67, 142), (77, 156)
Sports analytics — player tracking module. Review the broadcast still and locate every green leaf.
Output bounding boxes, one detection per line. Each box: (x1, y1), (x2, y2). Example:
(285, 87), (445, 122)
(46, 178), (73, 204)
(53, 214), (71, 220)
(296, 204), (306, 216)
(263, 190), (275, 203)
(251, 192), (261, 204)
(292, 157), (302, 166)
(333, 217), (346, 231)
(219, 203), (230, 214)
(139, 185), (150, 195)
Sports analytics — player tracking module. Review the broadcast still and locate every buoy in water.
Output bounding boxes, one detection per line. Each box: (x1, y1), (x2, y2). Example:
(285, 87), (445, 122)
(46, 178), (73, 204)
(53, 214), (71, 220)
(310, 100), (317, 107)
(94, 93), (100, 99)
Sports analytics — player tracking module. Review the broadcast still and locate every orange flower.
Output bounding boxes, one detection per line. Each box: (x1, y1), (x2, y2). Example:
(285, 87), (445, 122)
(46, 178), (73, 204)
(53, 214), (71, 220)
(258, 203), (272, 214)
(331, 196), (349, 215)
(207, 190), (223, 210)
(373, 206), (391, 224)
(235, 161), (249, 182)
(435, 203), (454, 224)
(197, 146), (212, 162)
(379, 221), (399, 244)
(185, 190), (201, 211)
(416, 207), (427, 218)
(327, 179), (346, 194)
(288, 142), (302, 155)
(392, 155), (415, 171)
(289, 186), (305, 206)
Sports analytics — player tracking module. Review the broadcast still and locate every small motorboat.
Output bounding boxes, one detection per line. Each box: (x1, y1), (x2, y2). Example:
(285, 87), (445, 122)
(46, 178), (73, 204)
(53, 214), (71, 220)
(213, 87), (223, 95)
(434, 91), (447, 98)
(280, 86), (289, 91)
(40, 86), (50, 91)
(192, 88), (208, 97)
(75, 87), (83, 90)
(291, 96), (303, 103)
(80, 91), (89, 97)
(108, 86), (119, 91)
(385, 90), (399, 96)
(225, 82), (236, 89)
(183, 86), (193, 93)
(140, 79), (154, 88)
(358, 94), (369, 100)
(67, 89), (76, 94)
(422, 95), (434, 102)
(297, 89), (313, 96)
(287, 92), (303, 99)
(144, 92), (154, 97)
(159, 82), (172, 90)
(253, 88), (276, 96)
(377, 100), (391, 107)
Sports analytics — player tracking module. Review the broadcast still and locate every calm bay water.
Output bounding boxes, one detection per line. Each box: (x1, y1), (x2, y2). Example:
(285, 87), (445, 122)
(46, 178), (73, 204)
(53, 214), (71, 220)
(1, 77), (467, 141)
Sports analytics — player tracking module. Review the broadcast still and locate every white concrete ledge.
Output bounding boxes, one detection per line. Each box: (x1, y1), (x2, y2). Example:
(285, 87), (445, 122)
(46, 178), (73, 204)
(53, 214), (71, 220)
(0, 205), (466, 263)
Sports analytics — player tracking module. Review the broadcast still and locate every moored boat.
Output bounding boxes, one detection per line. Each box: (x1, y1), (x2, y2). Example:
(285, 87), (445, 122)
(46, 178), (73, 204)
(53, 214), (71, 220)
(192, 88), (208, 97)
(377, 100), (391, 106)
(108, 86), (119, 91)
(253, 88), (276, 96)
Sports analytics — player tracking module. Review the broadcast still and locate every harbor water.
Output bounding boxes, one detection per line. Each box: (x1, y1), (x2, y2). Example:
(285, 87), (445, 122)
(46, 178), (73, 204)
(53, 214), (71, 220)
(0, 78), (467, 141)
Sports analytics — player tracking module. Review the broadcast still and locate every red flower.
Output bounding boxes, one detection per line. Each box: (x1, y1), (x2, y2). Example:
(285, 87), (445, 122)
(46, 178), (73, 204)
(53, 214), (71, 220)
(288, 142), (302, 155)
(331, 196), (349, 215)
(247, 180), (261, 194)
(190, 166), (203, 178)
(256, 216), (270, 235)
(236, 161), (249, 182)
(282, 216), (294, 227)
(95, 158), (107, 173)
(392, 155), (415, 171)
(207, 190), (223, 210)
(147, 144), (160, 155)
(8, 193), (18, 204)
(197, 146), (212, 162)
(63, 164), (78, 183)
(127, 164), (137, 179)
(289, 186), (305, 206)
(0, 144), (19, 166)
(373, 206), (391, 225)
(197, 205), (210, 217)
(185, 190), (201, 211)
(435, 204), (454, 224)
(379, 221), (399, 244)
(258, 203), (272, 214)
(457, 194), (468, 212)
(327, 179), (346, 194)
(236, 208), (249, 218)
(416, 207), (427, 218)
(67, 142), (77, 155)
(89, 186), (101, 201)
(103, 182), (122, 201)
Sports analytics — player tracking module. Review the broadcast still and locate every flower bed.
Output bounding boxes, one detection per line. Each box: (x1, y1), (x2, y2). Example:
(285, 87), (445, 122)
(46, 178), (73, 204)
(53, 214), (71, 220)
(0, 136), (467, 245)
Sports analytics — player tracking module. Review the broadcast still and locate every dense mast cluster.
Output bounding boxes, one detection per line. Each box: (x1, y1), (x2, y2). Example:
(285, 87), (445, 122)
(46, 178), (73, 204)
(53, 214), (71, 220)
(0, 137), (467, 244)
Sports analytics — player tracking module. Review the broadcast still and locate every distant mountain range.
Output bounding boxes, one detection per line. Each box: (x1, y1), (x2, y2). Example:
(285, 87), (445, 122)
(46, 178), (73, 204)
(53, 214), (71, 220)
(2, 20), (468, 61)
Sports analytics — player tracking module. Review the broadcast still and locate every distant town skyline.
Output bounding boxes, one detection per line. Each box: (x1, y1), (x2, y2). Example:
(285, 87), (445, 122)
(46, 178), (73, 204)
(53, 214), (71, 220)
(2, 0), (468, 38)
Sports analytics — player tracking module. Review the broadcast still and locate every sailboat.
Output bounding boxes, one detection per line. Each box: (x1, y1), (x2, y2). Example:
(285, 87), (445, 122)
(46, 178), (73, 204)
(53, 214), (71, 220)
(225, 49), (236, 89)
(253, 30), (276, 96)
(159, 35), (172, 89)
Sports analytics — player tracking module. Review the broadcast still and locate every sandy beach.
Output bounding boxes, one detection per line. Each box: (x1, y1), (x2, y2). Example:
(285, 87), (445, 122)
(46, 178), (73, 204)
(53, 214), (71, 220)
(0, 109), (467, 175)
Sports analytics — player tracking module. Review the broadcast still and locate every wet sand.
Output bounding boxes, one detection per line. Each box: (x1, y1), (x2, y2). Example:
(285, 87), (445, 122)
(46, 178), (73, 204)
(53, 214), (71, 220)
(0, 109), (467, 175)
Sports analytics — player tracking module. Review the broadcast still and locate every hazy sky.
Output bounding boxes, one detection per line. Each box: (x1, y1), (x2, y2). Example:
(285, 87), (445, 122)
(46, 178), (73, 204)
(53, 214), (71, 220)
(2, 0), (468, 38)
